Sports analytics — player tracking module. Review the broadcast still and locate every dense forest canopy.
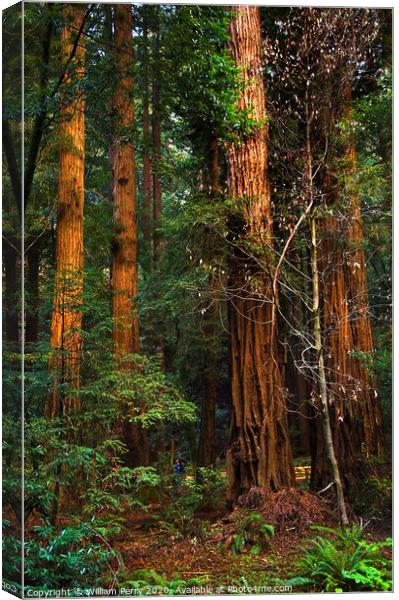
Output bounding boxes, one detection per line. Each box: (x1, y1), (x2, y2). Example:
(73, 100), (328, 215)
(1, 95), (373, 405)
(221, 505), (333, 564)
(2, 2), (392, 595)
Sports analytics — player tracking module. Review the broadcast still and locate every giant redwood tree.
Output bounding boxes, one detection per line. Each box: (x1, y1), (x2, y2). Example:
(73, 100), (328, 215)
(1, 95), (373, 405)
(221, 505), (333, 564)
(111, 4), (148, 466)
(46, 4), (86, 418)
(226, 6), (294, 502)
(311, 83), (385, 497)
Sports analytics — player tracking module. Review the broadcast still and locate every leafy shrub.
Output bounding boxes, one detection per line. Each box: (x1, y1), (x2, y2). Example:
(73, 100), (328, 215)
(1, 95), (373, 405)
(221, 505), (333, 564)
(195, 467), (226, 509)
(23, 519), (122, 593)
(153, 467), (225, 540)
(228, 512), (274, 555)
(287, 525), (392, 592)
(120, 569), (208, 595)
(353, 451), (392, 517)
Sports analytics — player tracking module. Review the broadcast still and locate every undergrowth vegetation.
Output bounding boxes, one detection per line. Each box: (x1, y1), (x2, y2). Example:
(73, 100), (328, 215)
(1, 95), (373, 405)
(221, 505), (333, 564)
(284, 526), (392, 592)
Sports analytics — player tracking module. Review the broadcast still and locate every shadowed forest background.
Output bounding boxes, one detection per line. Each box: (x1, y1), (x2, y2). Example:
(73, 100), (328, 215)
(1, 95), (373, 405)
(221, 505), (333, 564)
(2, 2), (392, 595)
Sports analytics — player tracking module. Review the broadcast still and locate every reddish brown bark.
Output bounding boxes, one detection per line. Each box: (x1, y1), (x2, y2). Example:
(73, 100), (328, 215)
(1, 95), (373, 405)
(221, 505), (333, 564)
(152, 12), (162, 266)
(46, 4), (85, 418)
(226, 6), (294, 502)
(310, 90), (385, 497)
(111, 5), (148, 466)
(142, 8), (153, 273)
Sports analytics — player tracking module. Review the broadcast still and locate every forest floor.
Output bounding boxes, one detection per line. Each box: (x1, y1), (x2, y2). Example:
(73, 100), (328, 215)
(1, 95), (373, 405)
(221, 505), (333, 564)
(112, 470), (338, 592)
(113, 505), (302, 590)
(111, 467), (392, 594)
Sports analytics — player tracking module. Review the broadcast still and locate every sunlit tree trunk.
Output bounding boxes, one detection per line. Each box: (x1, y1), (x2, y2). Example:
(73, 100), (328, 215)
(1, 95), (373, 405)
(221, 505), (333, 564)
(226, 6), (294, 502)
(46, 4), (85, 418)
(111, 4), (148, 466)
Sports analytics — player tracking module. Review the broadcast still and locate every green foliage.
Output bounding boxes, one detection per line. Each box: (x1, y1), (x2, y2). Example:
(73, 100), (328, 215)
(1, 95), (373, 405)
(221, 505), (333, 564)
(287, 526), (392, 592)
(120, 569), (208, 596)
(228, 512), (274, 555)
(353, 452), (392, 517)
(24, 519), (122, 593)
(152, 467), (225, 540)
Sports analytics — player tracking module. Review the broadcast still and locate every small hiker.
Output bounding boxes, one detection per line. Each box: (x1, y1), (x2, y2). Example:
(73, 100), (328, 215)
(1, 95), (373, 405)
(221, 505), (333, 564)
(174, 458), (185, 488)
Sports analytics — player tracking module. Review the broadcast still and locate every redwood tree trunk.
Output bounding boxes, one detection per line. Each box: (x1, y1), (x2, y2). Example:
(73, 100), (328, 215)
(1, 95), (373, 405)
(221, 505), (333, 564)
(142, 7), (153, 273)
(226, 7), (294, 502)
(111, 4), (148, 466)
(310, 89), (385, 498)
(46, 4), (85, 418)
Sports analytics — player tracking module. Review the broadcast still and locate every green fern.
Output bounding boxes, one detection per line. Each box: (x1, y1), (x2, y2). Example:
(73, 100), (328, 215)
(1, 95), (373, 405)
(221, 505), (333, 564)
(291, 526), (392, 592)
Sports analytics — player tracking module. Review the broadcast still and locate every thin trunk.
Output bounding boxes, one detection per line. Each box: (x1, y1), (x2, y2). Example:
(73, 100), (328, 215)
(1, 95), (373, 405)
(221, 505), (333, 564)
(304, 94), (348, 525)
(111, 4), (148, 467)
(310, 215), (349, 527)
(2, 238), (19, 345)
(24, 6), (54, 211)
(46, 4), (85, 418)
(197, 136), (222, 468)
(226, 7), (294, 502)
(198, 368), (217, 467)
(25, 243), (40, 343)
(2, 120), (22, 220)
(142, 8), (153, 273)
(152, 11), (162, 266)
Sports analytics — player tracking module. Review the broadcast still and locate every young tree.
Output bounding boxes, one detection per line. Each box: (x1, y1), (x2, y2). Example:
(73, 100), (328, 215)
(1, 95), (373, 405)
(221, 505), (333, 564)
(46, 4), (86, 418)
(110, 4), (148, 466)
(225, 6), (294, 501)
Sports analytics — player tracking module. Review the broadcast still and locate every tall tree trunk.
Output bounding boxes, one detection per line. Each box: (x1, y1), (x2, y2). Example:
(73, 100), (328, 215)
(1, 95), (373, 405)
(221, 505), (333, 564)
(2, 237), (19, 345)
(342, 85), (385, 458)
(25, 243), (40, 343)
(310, 87), (385, 499)
(310, 213), (349, 527)
(46, 4), (85, 418)
(198, 369), (217, 468)
(226, 6), (294, 503)
(111, 4), (148, 467)
(197, 136), (221, 469)
(142, 7), (153, 273)
(152, 10), (162, 267)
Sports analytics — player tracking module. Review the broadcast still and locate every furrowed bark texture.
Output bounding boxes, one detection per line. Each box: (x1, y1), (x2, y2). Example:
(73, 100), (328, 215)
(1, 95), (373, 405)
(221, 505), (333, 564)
(226, 6), (294, 502)
(311, 91), (385, 497)
(46, 4), (85, 418)
(111, 4), (148, 466)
